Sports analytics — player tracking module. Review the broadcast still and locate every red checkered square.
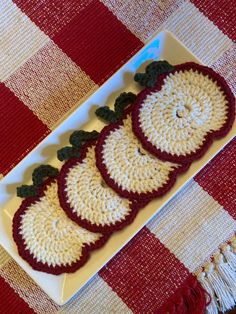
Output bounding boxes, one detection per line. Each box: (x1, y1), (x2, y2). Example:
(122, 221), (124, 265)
(195, 138), (236, 219)
(0, 84), (49, 175)
(52, 0), (143, 84)
(13, 0), (93, 37)
(192, 0), (236, 41)
(100, 227), (190, 313)
(0, 276), (34, 314)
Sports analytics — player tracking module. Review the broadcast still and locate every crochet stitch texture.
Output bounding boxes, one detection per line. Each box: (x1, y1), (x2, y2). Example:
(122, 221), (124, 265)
(13, 178), (106, 274)
(132, 62), (235, 163)
(96, 106), (188, 200)
(58, 141), (142, 233)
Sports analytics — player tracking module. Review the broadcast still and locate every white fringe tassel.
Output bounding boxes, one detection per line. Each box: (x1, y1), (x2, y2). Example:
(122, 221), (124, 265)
(222, 240), (236, 269)
(197, 271), (218, 314)
(196, 236), (236, 314)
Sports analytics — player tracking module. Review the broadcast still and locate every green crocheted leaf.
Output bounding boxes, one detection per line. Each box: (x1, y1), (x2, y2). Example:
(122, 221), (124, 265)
(95, 106), (118, 123)
(17, 185), (37, 198)
(145, 76), (157, 88)
(96, 92), (136, 123)
(57, 146), (80, 161)
(17, 165), (59, 198)
(69, 130), (99, 148)
(134, 73), (149, 87)
(32, 165), (59, 187)
(114, 92), (137, 118)
(146, 60), (174, 75)
(134, 60), (174, 88)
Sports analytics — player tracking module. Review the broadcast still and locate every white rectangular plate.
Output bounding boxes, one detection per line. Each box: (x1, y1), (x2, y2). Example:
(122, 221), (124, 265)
(0, 31), (235, 305)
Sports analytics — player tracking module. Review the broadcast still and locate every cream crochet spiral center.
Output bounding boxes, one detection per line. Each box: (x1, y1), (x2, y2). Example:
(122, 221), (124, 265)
(102, 115), (178, 193)
(20, 182), (101, 267)
(65, 145), (132, 226)
(138, 69), (228, 156)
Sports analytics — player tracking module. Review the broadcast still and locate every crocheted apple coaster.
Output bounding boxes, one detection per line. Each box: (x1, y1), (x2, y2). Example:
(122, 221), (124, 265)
(58, 141), (145, 234)
(132, 62), (235, 163)
(13, 178), (107, 275)
(96, 105), (189, 201)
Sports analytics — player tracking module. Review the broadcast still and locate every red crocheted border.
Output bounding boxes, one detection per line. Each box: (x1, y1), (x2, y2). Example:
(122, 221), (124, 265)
(12, 177), (109, 275)
(95, 105), (190, 201)
(132, 62), (235, 164)
(58, 140), (149, 234)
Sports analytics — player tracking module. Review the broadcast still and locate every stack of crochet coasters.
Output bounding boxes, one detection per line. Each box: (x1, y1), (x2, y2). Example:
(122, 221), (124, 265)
(96, 105), (189, 200)
(12, 61), (235, 274)
(58, 140), (143, 234)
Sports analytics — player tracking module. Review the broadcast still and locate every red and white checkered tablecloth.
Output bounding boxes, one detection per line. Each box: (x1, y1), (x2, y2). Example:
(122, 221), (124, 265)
(0, 0), (235, 313)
